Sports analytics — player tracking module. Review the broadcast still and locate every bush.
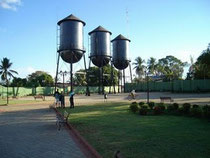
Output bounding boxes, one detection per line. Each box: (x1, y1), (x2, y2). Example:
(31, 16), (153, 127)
(139, 102), (145, 107)
(139, 106), (148, 115)
(156, 102), (165, 106)
(203, 105), (210, 119)
(178, 107), (184, 115)
(153, 106), (163, 115)
(160, 105), (166, 111)
(190, 106), (202, 118)
(130, 102), (139, 113)
(148, 102), (155, 110)
(167, 105), (174, 111)
(182, 103), (191, 114)
(192, 104), (199, 109)
(173, 103), (179, 110)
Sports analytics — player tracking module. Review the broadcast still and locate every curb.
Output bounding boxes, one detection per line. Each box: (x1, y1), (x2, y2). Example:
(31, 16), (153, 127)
(53, 108), (102, 158)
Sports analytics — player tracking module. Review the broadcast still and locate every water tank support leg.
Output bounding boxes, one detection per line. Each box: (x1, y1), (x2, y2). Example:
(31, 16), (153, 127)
(70, 62), (73, 92)
(123, 69), (125, 93)
(83, 54), (90, 96)
(118, 70), (120, 93)
(109, 61), (114, 94)
(98, 67), (101, 94)
(102, 66), (104, 94)
(121, 70), (123, 93)
(129, 62), (133, 83)
(54, 52), (60, 92)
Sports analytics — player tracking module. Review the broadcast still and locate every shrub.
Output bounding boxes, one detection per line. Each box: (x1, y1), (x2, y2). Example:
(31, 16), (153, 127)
(139, 106), (148, 115)
(192, 104), (199, 109)
(178, 107), (184, 115)
(148, 102), (155, 110)
(190, 106), (202, 118)
(139, 102), (145, 107)
(167, 105), (174, 111)
(203, 105), (210, 119)
(153, 106), (162, 115)
(182, 103), (191, 114)
(160, 105), (166, 111)
(173, 103), (179, 110)
(130, 102), (139, 113)
(156, 102), (165, 106)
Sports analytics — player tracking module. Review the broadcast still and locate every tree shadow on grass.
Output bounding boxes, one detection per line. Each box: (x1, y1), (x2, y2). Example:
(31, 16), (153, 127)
(0, 104), (7, 106)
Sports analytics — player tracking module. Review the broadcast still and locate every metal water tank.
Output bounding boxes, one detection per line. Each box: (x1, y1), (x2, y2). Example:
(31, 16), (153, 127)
(89, 26), (112, 67)
(111, 34), (130, 70)
(57, 14), (86, 64)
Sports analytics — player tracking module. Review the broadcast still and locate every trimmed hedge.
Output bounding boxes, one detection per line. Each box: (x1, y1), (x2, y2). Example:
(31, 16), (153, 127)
(129, 102), (210, 119)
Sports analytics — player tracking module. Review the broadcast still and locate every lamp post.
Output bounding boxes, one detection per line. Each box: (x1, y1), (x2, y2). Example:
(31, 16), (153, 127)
(59, 71), (67, 94)
(145, 68), (149, 104)
(59, 70), (67, 107)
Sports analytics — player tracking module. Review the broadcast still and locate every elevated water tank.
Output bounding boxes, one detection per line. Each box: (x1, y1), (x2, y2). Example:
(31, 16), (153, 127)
(111, 34), (130, 70)
(89, 26), (112, 67)
(57, 14), (86, 64)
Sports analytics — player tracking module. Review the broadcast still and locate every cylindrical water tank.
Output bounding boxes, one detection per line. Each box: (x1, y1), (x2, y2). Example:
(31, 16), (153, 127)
(89, 26), (112, 67)
(57, 14), (86, 64)
(111, 34), (130, 70)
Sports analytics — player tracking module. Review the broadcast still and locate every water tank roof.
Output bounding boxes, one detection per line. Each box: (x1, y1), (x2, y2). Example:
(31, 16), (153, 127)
(111, 34), (130, 42)
(57, 14), (86, 25)
(88, 26), (112, 35)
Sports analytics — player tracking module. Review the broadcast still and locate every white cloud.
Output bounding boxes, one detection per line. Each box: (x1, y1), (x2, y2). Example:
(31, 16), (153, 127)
(0, 0), (21, 11)
(26, 66), (36, 74)
(16, 66), (36, 78)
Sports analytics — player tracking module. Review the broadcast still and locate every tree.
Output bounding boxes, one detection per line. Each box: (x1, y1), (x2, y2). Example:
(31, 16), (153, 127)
(73, 65), (119, 86)
(10, 77), (27, 97)
(194, 44), (210, 79)
(10, 77), (27, 87)
(27, 71), (54, 87)
(186, 55), (195, 80)
(133, 57), (145, 80)
(74, 69), (86, 86)
(157, 56), (187, 81)
(0, 57), (18, 104)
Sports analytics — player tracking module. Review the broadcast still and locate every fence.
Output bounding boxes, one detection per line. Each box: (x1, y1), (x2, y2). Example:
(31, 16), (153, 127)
(125, 79), (210, 93)
(0, 85), (119, 98)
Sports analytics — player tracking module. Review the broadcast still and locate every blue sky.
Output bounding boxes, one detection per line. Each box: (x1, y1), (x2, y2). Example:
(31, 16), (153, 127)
(0, 0), (210, 79)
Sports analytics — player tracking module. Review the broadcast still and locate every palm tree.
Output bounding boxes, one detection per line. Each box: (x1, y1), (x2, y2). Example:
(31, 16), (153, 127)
(0, 57), (18, 104)
(133, 57), (145, 81)
(147, 57), (157, 75)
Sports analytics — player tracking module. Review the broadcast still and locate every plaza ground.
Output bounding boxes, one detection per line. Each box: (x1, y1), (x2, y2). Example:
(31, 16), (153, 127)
(0, 92), (210, 158)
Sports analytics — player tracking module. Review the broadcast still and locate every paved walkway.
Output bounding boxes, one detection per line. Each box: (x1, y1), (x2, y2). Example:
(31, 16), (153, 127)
(0, 104), (85, 158)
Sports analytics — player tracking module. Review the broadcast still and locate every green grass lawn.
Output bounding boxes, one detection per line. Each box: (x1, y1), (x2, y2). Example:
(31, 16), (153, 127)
(58, 102), (210, 158)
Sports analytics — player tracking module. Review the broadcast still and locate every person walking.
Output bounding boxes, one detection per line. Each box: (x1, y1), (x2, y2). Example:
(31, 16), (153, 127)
(54, 89), (60, 107)
(69, 91), (75, 108)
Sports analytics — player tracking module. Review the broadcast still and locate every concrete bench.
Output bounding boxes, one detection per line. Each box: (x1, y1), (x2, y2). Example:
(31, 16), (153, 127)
(34, 95), (45, 101)
(160, 97), (174, 103)
(56, 111), (70, 130)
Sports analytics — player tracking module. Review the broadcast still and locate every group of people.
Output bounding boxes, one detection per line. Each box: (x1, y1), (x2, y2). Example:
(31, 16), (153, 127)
(54, 89), (75, 108)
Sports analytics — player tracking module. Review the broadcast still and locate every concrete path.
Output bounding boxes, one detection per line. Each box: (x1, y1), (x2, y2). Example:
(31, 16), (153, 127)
(0, 104), (85, 158)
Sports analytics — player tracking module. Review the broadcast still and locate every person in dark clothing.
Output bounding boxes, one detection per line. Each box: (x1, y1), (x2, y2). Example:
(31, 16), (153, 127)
(69, 91), (75, 108)
(60, 91), (65, 108)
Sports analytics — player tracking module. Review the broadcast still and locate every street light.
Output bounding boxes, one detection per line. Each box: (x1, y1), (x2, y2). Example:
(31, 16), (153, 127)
(144, 67), (149, 104)
(59, 70), (68, 95)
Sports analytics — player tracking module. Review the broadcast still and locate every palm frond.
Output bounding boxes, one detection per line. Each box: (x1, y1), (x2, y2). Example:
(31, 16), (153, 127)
(9, 69), (18, 74)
